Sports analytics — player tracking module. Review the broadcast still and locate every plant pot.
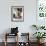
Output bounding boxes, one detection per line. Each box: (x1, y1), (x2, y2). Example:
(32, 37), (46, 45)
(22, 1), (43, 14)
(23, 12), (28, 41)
(40, 38), (45, 43)
(37, 39), (44, 44)
(37, 39), (40, 43)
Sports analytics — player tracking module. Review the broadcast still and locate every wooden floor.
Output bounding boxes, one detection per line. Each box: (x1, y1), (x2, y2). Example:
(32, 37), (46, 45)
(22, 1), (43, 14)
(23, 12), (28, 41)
(0, 42), (46, 46)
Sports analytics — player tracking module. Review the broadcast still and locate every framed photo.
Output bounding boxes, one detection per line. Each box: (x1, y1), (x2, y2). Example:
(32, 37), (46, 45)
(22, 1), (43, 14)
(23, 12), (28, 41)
(11, 6), (24, 22)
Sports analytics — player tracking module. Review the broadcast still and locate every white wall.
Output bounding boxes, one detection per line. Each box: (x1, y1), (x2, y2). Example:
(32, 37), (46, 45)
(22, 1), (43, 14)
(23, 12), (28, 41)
(0, 0), (37, 42)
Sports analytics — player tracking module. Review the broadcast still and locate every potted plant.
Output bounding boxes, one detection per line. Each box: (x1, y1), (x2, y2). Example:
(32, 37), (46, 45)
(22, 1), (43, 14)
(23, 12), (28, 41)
(33, 32), (46, 43)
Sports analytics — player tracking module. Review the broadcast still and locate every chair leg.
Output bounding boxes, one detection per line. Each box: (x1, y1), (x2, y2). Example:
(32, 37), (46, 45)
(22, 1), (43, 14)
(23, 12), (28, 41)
(15, 34), (18, 46)
(4, 33), (7, 46)
(4, 41), (7, 46)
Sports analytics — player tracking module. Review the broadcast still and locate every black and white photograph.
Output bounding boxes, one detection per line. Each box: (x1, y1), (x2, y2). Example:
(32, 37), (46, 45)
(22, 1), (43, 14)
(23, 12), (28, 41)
(11, 6), (24, 22)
